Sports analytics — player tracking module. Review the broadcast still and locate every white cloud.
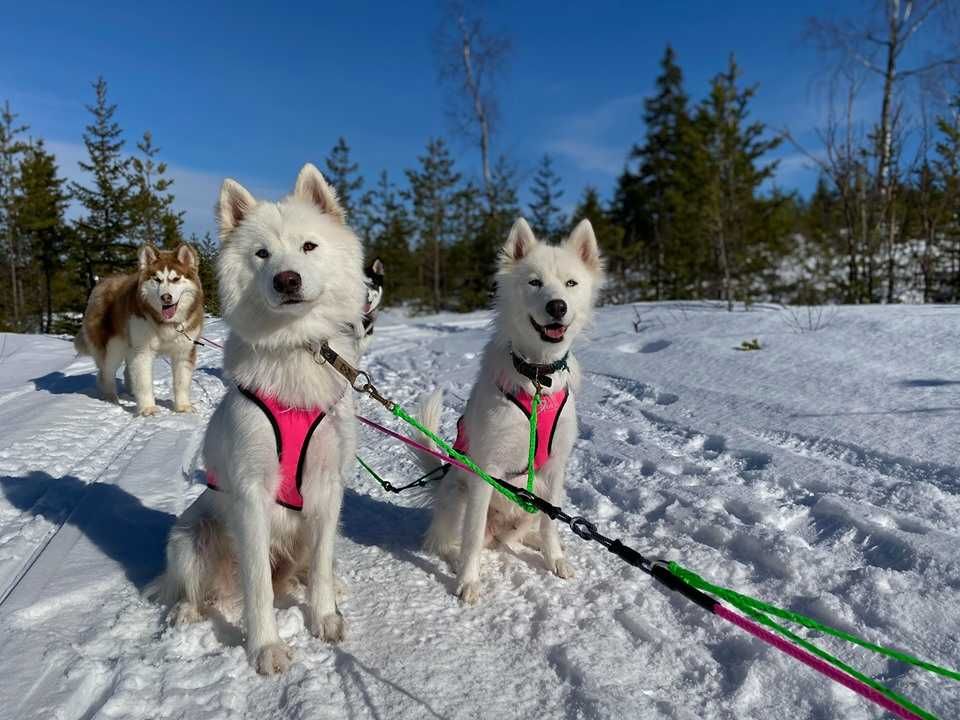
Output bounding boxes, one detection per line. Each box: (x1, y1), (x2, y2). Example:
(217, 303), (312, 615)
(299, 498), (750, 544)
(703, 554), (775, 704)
(545, 94), (645, 177)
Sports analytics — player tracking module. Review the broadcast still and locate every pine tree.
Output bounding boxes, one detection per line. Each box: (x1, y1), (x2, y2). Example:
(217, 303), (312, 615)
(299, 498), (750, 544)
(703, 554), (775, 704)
(325, 137), (364, 228)
(632, 45), (697, 298)
(406, 138), (462, 312)
(695, 54), (781, 309)
(129, 130), (183, 248)
(934, 97), (960, 300)
(71, 77), (135, 292)
(14, 140), (69, 332)
(528, 154), (565, 242)
(366, 171), (416, 304)
(192, 231), (219, 316)
(0, 101), (30, 328)
(455, 155), (518, 309)
(570, 186), (623, 301)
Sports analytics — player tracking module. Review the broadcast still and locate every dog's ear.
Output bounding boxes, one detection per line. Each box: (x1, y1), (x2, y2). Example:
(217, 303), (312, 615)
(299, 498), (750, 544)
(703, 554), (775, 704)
(293, 163), (345, 223)
(217, 179), (256, 237)
(564, 219), (603, 275)
(176, 243), (199, 270)
(501, 218), (538, 268)
(139, 244), (159, 270)
(372, 257), (384, 275)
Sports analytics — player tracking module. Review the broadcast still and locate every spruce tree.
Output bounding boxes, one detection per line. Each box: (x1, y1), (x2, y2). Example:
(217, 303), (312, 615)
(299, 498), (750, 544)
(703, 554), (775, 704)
(14, 141), (69, 332)
(695, 54), (780, 309)
(632, 45), (696, 298)
(191, 231), (219, 315)
(570, 187), (623, 300)
(406, 138), (462, 312)
(366, 171), (416, 304)
(528, 154), (565, 242)
(129, 130), (183, 248)
(325, 137), (364, 228)
(0, 101), (30, 328)
(71, 77), (135, 292)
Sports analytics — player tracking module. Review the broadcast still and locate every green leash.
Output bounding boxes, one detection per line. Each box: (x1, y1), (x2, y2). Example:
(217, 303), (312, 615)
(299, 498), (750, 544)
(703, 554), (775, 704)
(320, 341), (956, 717)
(669, 562), (959, 720)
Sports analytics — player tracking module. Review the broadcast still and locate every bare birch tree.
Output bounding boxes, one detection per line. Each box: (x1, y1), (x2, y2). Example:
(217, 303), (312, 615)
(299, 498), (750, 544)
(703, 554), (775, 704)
(434, 1), (510, 201)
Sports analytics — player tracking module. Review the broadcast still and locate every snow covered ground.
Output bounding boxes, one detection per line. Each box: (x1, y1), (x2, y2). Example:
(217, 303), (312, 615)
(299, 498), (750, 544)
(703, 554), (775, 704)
(0, 302), (958, 720)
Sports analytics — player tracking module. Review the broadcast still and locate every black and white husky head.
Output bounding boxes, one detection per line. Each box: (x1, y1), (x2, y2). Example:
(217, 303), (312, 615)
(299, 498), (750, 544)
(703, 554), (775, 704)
(359, 258), (385, 352)
(363, 258), (385, 319)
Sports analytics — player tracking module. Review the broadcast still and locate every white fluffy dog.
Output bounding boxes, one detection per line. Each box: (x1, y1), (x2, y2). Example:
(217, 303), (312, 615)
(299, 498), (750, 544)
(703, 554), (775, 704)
(415, 217), (604, 604)
(150, 164), (365, 674)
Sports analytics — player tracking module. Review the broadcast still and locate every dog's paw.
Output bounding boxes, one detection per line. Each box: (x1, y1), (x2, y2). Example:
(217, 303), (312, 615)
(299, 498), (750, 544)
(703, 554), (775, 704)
(173, 402), (194, 413)
(548, 557), (575, 579)
(308, 610), (345, 643)
(253, 642), (294, 676)
(456, 580), (481, 605)
(140, 405), (159, 417)
(168, 601), (203, 626)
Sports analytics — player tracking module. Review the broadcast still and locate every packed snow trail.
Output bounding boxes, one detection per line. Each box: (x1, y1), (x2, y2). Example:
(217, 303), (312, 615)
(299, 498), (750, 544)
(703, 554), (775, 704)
(0, 304), (957, 719)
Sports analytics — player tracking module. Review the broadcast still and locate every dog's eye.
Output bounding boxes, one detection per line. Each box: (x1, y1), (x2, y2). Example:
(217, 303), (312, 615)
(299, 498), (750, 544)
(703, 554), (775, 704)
(566, 279), (578, 287)
(255, 249), (270, 259)
(153, 277), (161, 284)
(528, 279), (543, 288)
(302, 242), (317, 253)
(170, 276), (180, 283)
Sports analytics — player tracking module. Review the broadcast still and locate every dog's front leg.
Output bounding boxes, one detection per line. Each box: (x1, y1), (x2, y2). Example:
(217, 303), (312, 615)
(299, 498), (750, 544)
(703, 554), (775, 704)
(538, 464), (574, 579)
(234, 490), (291, 675)
(127, 349), (157, 415)
(171, 349), (195, 412)
(457, 477), (496, 605)
(304, 479), (345, 642)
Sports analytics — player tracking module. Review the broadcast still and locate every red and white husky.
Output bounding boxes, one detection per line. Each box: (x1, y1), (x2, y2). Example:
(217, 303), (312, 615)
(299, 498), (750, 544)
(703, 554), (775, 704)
(75, 244), (204, 415)
(415, 218), (604, 604)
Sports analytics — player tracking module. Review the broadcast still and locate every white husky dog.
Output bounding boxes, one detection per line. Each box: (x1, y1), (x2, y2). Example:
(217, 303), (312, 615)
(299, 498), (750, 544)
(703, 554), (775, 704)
(415, 217), (604, 604)
(150, 164), (365, 675)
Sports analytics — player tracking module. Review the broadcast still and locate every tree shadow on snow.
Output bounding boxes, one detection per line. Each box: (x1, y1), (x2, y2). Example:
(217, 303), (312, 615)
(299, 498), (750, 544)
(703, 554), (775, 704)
(0, 471), (174, 591)
(896, 378), (960, 388)
(340, 488), (456, 593)
(333, 647), (447, 720)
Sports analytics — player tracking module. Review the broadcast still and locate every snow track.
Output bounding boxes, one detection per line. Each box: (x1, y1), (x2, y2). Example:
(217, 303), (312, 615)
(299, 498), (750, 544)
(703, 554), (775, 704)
(0, 306), (957, 719)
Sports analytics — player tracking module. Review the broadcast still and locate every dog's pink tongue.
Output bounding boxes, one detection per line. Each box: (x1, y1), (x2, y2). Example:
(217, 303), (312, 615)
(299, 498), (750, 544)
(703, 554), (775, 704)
(545, 325), (566, 339)
(162, 304), (177, 320)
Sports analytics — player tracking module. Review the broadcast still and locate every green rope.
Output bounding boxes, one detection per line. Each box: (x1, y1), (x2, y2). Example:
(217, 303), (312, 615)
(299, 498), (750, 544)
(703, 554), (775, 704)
(526, 388), (540, 496)
(737, 602), (938, 720)
(669, 563), (960, 682)
(669, 562), (957, 720)
(356, 454), (390, 491)
(392, 405), (537, 513)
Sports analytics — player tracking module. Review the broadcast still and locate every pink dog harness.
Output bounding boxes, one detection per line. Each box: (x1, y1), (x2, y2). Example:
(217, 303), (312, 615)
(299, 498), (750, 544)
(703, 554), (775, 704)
(206, 387), (326, 511)
(453, 386), (570, 474)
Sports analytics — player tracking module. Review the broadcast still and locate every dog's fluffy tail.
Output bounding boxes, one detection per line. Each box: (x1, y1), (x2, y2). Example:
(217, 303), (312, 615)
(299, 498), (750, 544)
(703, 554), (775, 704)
(411, 389), (445, 474)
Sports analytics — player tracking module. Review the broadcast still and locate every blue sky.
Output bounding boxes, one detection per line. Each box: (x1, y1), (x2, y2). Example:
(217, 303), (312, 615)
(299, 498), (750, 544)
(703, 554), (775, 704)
(1, 0), (882, 239)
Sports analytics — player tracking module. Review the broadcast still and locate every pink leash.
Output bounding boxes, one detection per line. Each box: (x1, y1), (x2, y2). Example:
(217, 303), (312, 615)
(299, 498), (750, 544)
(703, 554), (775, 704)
(713, 605), (924, 720)
(356, 414), (474, 474)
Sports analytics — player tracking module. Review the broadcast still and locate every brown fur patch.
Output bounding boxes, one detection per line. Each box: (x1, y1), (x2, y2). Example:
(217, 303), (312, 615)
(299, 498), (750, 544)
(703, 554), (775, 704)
(78, 245), (205, 358)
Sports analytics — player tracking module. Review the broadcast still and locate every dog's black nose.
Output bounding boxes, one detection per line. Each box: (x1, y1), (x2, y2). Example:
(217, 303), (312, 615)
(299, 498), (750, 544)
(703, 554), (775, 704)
(273, 271), (302, 294)
(161, 293), (173, 305)
(545, 299), (567, 320)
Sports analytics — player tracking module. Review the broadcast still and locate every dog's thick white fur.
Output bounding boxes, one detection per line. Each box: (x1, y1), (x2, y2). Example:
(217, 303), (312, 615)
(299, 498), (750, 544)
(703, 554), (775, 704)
(415, 217), (604, 604)
(149, 164), (365, 675)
